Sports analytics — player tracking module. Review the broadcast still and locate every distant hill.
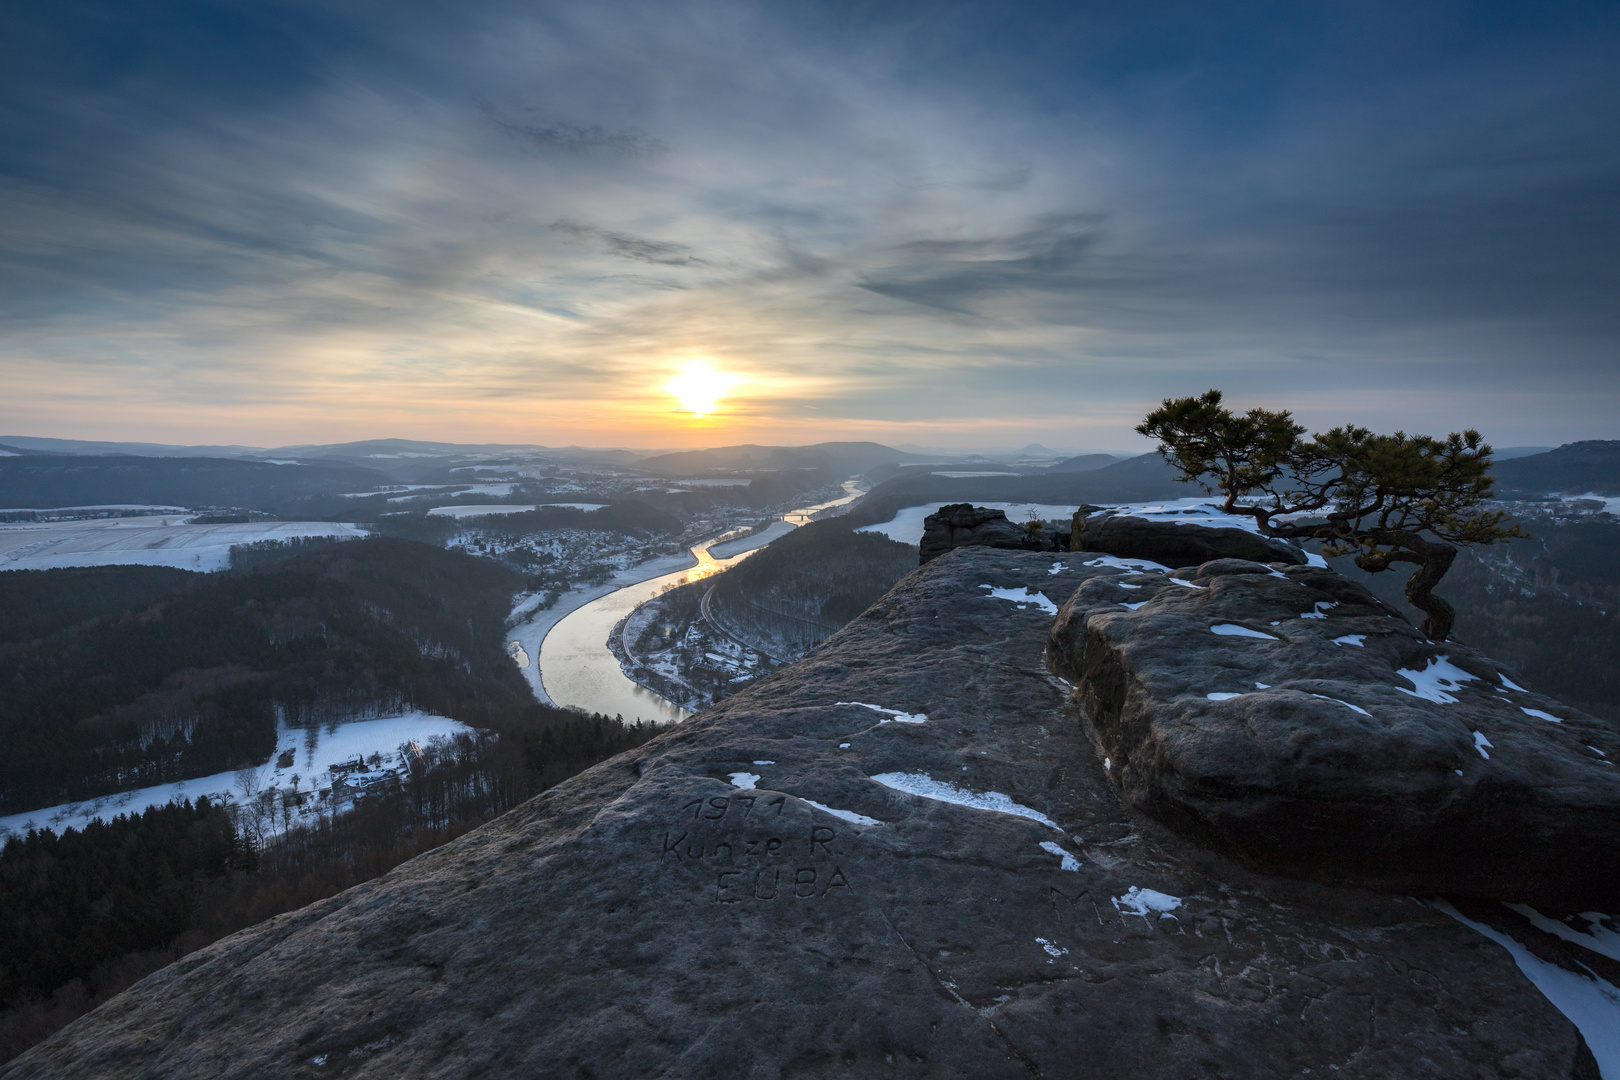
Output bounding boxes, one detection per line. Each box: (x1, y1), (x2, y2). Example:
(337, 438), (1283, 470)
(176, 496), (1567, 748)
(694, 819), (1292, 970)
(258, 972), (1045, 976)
(846, 452), (1195, 528)
(0, 437), (648, 470)
(0, 455), (393, 512)
(1492, 441), (1620, 496)
(1045, 452), (1123, 473)
(632, 441), (917, 477)
(0, 436), (269, 458)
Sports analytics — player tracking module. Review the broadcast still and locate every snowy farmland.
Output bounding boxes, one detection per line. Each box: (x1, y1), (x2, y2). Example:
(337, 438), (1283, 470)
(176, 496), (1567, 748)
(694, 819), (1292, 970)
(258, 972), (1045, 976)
(0, 515), (369, 572)
(857, 497), (1329, 566)
(426, 502), (607, 518)
(0, 712), (474, 839)
(856, 502), (1085, 546)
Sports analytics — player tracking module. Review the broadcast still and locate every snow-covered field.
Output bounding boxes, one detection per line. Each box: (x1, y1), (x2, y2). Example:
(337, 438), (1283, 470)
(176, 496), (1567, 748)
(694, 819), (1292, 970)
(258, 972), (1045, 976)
(0, 504), (190, 515)
(0, 712), (473, 839)
(1574, 492), (1620, 515)
(426, 502), (606, 518)
(858, 497), (1327, 568)
(856, 503), (1085, 545)
(0, 517), (369, 572)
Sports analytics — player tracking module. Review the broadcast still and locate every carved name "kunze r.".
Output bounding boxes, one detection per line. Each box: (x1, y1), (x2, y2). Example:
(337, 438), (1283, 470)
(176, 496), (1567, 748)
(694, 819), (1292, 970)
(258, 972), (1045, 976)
(660, 792), (856, 902)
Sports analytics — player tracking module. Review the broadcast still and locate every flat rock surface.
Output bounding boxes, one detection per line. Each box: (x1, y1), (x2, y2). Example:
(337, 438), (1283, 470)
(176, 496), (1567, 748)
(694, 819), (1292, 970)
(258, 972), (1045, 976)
(1046, 557), (1620, 908)
(1072, 513), (1307, 567)
(4, 551), (1606, 1079)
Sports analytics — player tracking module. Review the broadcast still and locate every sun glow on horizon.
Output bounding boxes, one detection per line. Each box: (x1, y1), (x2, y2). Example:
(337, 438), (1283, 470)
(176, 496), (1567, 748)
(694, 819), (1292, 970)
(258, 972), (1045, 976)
(664, 361), (737, 416)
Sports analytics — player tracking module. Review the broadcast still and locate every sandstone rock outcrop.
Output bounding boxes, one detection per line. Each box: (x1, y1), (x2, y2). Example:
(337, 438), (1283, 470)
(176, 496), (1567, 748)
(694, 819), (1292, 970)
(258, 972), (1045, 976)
(918, 502), (1074, 564)
(1072, 510), (1307, 567)
(1046, 555), (1620, 908)
(5, 549), (1607, 1079)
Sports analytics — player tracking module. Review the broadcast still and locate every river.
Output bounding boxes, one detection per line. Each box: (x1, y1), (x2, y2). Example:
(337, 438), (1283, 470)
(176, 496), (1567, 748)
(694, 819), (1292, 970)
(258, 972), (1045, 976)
(511, 480), (866, 725)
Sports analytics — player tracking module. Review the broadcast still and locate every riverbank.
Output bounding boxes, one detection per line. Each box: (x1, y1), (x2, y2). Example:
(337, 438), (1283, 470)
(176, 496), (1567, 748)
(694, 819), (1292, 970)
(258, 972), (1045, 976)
(510, 480), (869, 724)
(504, 549), (698, 706)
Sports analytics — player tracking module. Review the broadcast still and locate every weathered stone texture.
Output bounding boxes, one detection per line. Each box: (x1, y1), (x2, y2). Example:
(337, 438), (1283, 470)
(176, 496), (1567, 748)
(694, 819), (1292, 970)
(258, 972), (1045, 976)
(3, 550), (1604, 1080)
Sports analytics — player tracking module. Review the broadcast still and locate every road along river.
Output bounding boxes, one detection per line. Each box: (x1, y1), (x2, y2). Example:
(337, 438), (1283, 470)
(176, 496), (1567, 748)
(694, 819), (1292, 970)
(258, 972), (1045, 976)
(511, 482), (866, 725)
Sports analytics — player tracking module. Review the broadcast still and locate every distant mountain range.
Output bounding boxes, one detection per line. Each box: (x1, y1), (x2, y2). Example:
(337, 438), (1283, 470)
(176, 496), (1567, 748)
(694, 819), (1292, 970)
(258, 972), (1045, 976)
(0, 456), (394, 514)
(632, 441), (923, 477)
(1493, 441), (1620, 496)
(1, 436), (1612, 513)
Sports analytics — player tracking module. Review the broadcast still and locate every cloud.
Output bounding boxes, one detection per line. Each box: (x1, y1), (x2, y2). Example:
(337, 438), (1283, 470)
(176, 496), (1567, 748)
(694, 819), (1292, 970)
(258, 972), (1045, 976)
(856, 214), (1111, 314)
(550, 220), (707, 267)
(0, 1), (1616, 447)
(489, 114), (669, 159)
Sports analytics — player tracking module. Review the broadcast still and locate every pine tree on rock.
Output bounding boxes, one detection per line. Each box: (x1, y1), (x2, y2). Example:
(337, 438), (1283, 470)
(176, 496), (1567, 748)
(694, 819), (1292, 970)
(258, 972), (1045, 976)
(1138, 389), (1525, 641)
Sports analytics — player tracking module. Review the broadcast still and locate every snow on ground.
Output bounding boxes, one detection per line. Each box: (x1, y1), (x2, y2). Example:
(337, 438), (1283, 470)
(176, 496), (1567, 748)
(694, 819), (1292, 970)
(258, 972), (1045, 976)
(0, 517), (369, 572)
(1333, 634), (1367, 647)
(1574, 492), (1620, 515)
(387, 483), (517, 503)
(979, 585), (1059, 614)
(1039, 840), (1082, 870)
(857, 497), (1329, 566)
(707, 519), (798, 558)
(0, 504), (190, 514)
(856, 503), (1083, 545)
(728, 772), (760, 790)
(1505, 906), (1620, 964)
(427, 502), (606, 518)
(1310, 694), (1372, 717)
(1521, 707), (1564, 723)
(428, 504), (537, 517)
(1084, 554), (1173, 573)
(801, 798), (882, 827)
(1210, 623), (1278, 639)
(1113, 886), (1182, 919)
(0, 712), (473, 839)
(1435, 901), (1620, 1078)
(835, 702), (928, 724)
(1395, 655), (1477, 703)
(870, 772), (1060, 830)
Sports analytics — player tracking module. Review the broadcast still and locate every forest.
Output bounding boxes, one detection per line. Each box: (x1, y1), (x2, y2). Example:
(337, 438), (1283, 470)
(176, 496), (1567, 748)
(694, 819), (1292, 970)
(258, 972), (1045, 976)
(0, 536), (662, 1060)
(709, 519), (916, 660)
(0, 717), (655, 1061)
(0, 537), (622, 813)
(0, 454), (391, 515)
(1336, 509), (1620, 720)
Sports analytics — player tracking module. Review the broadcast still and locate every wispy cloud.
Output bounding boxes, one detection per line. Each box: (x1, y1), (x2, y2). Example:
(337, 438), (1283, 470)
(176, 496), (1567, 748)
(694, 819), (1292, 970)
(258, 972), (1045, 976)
(551, 220), (707, 266)
(0, 0), (1615, 447)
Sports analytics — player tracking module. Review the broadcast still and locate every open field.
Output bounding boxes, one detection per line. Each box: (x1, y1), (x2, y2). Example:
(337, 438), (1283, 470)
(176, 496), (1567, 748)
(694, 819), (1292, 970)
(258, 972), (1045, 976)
(0, 517), (368, 572)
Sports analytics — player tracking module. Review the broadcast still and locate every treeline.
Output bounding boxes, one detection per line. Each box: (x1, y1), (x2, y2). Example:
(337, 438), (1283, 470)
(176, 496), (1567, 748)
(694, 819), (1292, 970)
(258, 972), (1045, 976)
(711, 520), (916, 659)
(0, 798), (253, 1010)
(0, 716), (657, 1062)
(0, 454), (391, 516)
(0, 538), (613, 814)
(369, 499), (681, 548)
(1331, 513), (1620, 720)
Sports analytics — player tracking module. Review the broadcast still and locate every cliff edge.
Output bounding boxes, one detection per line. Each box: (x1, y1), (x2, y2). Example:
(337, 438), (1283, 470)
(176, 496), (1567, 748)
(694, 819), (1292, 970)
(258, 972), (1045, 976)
(4, 548), (1612, 1079)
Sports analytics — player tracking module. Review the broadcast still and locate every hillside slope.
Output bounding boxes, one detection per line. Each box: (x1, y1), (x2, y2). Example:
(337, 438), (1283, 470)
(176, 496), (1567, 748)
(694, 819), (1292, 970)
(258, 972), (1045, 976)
(6, 548), (1605, 1079)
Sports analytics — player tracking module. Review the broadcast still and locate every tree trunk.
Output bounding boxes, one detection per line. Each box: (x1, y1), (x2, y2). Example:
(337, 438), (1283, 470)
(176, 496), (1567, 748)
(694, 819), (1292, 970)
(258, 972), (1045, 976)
(1403, 543), (1457, 642)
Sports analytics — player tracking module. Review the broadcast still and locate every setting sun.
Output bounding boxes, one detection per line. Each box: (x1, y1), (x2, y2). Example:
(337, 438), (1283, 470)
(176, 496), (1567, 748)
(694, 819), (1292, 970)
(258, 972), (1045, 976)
(664, 362), (736, 416)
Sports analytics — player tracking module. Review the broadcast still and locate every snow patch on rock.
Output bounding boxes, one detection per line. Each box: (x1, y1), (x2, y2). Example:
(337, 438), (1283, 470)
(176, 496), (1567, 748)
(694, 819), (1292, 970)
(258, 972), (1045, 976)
(871, 772), (1060, 830)
(978, 585), (1058, 615)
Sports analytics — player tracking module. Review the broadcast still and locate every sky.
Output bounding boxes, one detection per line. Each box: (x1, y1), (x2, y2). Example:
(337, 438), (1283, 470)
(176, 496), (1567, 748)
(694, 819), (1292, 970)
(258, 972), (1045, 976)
(1, 0), (1616, 451)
